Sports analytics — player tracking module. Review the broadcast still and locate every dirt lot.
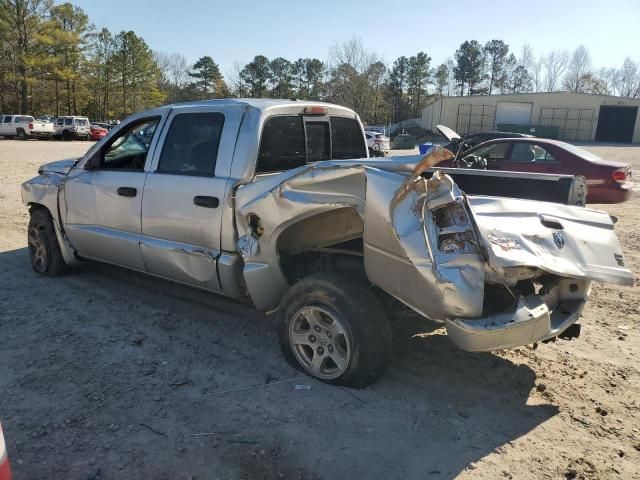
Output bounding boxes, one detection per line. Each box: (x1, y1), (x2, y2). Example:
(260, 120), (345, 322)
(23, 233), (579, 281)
(0, 140), (639, 480)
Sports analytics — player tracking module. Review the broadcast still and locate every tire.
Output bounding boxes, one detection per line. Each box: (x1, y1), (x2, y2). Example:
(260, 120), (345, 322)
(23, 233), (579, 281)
(61, 130), (72, 141)
(17, 129), (27, 140)
(27, 209), (69, 276)
(277, 273), (392, 388)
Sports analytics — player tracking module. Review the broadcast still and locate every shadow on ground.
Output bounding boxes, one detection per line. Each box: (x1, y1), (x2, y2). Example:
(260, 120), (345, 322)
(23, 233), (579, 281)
(0, 248), (556, 480)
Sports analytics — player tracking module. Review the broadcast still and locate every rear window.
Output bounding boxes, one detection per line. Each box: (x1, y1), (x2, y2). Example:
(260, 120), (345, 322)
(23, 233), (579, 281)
(256, 115), (366, 173)
(331, 116), (366, 160)
(306, 122), (330, 162)
(75, 118), (88, 126)
(257, 116), (306, 173)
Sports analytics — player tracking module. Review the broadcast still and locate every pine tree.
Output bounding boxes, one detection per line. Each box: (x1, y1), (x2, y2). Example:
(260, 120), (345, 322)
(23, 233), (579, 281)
(189, 56), (222, 98)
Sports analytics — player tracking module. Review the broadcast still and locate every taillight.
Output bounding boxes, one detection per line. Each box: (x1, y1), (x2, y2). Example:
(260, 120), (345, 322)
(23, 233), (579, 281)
(28, 123), (33, 129)
(612, 169), (628, 184)
(374, 139), (384, 144)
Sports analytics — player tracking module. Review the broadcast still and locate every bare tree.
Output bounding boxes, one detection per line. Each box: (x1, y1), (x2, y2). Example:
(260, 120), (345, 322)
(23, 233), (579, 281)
(616, 57), (639, 97)
(542, 50), (569, 91)
(564, 45), (592, 92)
(520, 44), (542, 92)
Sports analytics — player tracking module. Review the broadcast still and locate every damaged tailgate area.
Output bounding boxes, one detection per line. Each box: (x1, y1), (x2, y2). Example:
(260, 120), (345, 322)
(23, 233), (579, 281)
(236, 148), (633, 352)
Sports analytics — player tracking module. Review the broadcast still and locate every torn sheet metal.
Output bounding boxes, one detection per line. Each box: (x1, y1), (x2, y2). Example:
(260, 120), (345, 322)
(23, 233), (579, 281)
(468, 196), (634, 286)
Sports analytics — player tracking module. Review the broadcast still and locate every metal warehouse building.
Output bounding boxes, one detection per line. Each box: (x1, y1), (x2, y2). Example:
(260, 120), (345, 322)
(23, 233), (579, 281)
(421, 92), (640, 143)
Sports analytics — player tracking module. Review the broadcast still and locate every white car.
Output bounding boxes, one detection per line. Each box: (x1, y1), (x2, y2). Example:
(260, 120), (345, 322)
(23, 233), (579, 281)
(365, 131), (390, 157)
(54, 116), (90, 140)
(0, 114), (55, 140)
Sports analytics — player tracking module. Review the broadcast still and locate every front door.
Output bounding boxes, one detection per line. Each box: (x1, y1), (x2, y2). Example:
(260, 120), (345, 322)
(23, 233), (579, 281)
(140, 106), (241, 292)
(62, 116), (163, 270)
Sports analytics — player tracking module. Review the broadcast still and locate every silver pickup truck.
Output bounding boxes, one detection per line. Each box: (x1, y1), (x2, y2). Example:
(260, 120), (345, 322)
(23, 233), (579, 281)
(21, 99), (634, 387)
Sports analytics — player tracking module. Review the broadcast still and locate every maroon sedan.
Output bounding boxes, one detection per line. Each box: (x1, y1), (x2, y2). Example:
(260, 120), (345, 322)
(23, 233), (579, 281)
(437, 138), (633, 204)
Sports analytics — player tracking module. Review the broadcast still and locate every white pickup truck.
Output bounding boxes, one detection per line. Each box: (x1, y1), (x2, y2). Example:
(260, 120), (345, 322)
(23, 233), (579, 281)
(21, 99), (633, 387)
(0, 115), (55, 139)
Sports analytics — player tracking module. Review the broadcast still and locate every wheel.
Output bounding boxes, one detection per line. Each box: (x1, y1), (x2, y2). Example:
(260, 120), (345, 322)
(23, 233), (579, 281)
(61, 130), (72, 141)
(368, 147), (373, 156)
(17, 129), (27, 140)
(28, 209), (69, 276)
(277, 273), (392, 388)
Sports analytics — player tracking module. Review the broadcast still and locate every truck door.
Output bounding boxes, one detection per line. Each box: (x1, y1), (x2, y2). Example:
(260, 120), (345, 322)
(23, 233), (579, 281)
(62, 116), (163, 270)
(139, 105), (242, 292)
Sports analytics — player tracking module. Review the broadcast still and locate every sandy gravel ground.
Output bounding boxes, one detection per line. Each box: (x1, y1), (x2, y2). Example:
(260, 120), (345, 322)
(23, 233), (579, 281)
(0, 139), (638, 480)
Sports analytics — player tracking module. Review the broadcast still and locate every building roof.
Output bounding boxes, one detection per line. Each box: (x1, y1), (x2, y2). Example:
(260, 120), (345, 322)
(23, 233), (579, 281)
(440, 91), (640, 102)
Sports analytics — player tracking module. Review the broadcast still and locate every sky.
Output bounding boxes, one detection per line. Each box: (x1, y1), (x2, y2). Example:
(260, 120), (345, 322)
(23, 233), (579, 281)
(71, 0), (640, 77)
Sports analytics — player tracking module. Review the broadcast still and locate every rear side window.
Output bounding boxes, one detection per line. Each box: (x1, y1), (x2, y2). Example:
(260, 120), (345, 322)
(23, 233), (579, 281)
(331, 116), (366, 160)
(158, 112), (225, 176)
(15, 116), (32, 123)
(64, 118), (72, 126)
(257, 116), (306, 173)
(3, 116), (12, 123)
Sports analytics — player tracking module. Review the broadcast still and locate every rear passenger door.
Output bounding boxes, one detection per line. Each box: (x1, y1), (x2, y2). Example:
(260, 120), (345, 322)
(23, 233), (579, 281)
(140, 105), (242, 292)
(501, 142), (562, 173)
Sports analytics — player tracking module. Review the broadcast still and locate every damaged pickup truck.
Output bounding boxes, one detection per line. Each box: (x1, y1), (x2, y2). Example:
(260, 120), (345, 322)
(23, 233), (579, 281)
(22, 99), (634, 387)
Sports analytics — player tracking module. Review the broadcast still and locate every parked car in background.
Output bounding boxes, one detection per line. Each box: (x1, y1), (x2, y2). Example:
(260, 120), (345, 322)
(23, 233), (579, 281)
(91, 122), (115, 131)
(365, 131), (390, 156)
(434, 133), (633, 204)
(89, 124), (109, 141)
(439, 125), (534, 155)
(0, 115), (55, 140)
(54, 116), (90, 140)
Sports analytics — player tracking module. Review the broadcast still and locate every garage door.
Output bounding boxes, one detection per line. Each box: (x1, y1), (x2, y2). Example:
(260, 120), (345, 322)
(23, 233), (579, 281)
(595, 106), (638, 143)
(496, 102), (532, 125)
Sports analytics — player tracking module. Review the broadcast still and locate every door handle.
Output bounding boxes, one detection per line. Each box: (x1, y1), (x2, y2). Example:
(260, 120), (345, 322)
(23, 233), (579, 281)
(117, 187), (137, 197)
(193, 196), (219, 208)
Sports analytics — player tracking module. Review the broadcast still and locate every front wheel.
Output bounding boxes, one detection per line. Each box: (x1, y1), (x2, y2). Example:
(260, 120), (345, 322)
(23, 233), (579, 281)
(28, 209), (69, 276)
(277, 273), (392, 388)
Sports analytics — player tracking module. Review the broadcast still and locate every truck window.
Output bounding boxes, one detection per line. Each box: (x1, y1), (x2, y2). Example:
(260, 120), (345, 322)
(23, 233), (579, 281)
(331, 116), (366, 160)
(3, 116), (12, 123)
(158, 112), (225, 176)
(101, 117), (160, 170)
(257, 116), (306, 173)
(306, 122), (330, 162)
(64, 118), (73, 126)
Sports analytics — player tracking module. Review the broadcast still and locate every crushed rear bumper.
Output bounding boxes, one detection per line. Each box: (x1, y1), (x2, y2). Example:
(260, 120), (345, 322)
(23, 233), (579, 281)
(445, 293), (587, 352)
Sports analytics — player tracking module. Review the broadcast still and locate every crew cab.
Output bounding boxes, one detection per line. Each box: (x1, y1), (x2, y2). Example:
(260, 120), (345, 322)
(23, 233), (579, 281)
(54, 116), (90, 140)
(21, 99), (634, 388)
(0, 115), (55, 139)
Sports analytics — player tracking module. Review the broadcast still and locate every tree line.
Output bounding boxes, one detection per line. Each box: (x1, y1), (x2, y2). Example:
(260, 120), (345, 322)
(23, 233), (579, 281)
(1, 0), (639, 125)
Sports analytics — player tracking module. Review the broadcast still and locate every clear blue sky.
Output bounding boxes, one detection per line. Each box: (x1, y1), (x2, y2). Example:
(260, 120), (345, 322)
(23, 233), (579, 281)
(72, 0), (639, 76)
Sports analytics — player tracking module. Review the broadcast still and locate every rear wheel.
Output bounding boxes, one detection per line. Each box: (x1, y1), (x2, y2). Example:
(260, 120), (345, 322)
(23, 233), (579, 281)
(61, 130), (72, 141)
(28, 209), (69, 276)
(17, 129), (27, 140)
(278, 273), (392, 388)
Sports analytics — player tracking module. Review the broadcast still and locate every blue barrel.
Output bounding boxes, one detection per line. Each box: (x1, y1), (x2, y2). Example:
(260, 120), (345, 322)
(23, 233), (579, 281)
(418, 142), (433, 155)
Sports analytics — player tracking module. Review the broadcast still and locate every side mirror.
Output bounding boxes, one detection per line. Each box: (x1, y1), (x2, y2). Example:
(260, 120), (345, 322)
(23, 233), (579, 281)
(84, 150), (101, 170)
